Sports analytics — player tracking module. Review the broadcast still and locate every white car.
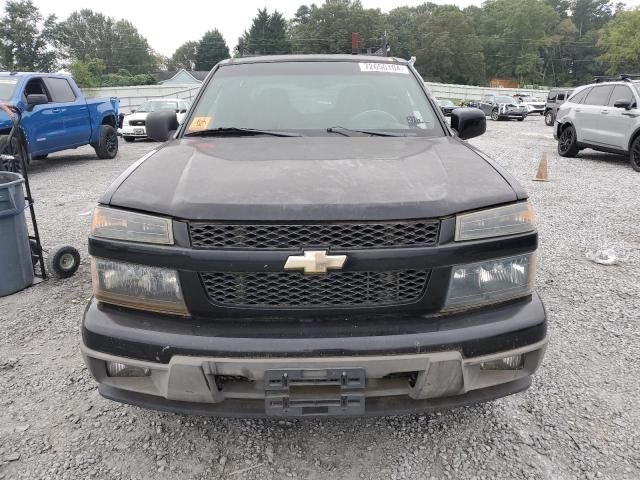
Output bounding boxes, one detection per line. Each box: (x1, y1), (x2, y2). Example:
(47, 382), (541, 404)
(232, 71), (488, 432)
(554, 75), (640, 172)
(119, 99), (190, 142)
(515, 95), (545, 115)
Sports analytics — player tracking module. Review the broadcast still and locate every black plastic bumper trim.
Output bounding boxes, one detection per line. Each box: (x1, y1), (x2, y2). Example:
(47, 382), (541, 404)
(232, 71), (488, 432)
(98, 376), (532, 418)
(82, 293), (547, 363)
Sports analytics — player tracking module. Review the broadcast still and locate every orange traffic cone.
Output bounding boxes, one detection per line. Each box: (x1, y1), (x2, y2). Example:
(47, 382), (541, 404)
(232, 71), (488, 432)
(533, 152), (549, 182)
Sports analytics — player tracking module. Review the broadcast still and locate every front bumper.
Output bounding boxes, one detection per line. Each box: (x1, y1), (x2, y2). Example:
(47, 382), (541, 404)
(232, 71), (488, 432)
(118, 126), (147, 137)
(81, 294), (548, 417)
(500, 111), (527, 118)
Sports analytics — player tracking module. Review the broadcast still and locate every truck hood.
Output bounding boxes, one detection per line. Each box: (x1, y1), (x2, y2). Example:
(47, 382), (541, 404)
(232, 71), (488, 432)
(105, 136), (521, 221)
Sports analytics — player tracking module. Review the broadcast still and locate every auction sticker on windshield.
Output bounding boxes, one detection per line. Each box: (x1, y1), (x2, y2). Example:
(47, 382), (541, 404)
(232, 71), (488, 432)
(359, 63), (409, 74)
(189, 116), (211, 132)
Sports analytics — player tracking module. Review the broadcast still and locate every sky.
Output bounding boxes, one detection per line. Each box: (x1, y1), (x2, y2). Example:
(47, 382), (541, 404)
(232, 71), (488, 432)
(15, 0), (640, 58)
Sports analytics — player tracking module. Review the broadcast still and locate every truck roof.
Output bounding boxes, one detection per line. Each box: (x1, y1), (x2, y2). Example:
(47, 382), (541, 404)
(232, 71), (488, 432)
(0, 72), (72, 79)
(220, 54), (409, 66)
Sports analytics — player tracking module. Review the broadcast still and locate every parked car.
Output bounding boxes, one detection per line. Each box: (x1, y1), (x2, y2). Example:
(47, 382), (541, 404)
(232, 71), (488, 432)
(460, 100), (479, 108)
(554, 75), (640, 172)
(82, 55), (547, 418)
(0, 72), (119, 168)
(436, 98), (457, 116)
(544, 88), (573, 126)
(119, 99), (190, 142)
(514, 94), (545, 115)
(479, 94), (527, 121)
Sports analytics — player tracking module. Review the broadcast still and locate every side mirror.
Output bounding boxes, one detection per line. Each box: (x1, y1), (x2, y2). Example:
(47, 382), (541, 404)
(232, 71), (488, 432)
(131, 109), (136, 113)
(146, 111), (179, 142)
(26, 94), (48, 111)
(451, 107), (486, 140)
(613, 99), (633, 110)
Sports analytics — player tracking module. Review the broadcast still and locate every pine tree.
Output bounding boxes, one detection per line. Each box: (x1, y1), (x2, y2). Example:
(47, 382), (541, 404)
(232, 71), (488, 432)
(236, 9), (290, 56)
(194, 30), (229, 70)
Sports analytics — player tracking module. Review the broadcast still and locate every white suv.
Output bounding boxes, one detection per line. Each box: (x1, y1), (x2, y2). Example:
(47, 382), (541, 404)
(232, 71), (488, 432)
(554, 76), (640, 172)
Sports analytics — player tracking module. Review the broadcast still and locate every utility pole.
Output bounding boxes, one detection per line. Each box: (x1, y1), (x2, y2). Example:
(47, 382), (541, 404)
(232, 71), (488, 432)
(382, 31), (388, 57)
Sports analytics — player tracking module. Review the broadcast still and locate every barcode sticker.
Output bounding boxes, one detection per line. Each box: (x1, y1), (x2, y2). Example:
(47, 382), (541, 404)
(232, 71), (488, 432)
(359, 63), (409, 74)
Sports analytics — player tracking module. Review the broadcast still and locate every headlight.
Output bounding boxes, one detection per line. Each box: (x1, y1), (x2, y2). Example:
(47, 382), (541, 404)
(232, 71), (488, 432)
(443, 253), (535, 311)
(91, 258), (188, 316)
(91, 206), (173, 244)
(455, 202), (534, 241)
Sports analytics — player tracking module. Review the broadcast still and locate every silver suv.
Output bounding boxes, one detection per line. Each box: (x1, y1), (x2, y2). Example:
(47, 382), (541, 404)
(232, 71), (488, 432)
(554, 75), (640, 172)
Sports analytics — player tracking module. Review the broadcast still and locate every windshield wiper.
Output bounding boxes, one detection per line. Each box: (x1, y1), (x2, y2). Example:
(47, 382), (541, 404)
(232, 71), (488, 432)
(184, 127), (302, 137)
(326, 126), (411, 137)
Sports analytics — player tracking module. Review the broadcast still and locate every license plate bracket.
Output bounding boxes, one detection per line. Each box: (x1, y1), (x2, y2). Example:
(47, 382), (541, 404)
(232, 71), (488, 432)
(264, 368), (366, 416)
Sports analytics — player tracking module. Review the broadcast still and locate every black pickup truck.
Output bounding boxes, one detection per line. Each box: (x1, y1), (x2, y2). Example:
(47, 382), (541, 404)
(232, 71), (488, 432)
(82, 55), (547, 417)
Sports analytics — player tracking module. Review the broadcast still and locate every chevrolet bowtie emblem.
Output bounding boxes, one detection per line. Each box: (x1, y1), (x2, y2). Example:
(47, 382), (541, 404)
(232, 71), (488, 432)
(284, 250), (347, 275)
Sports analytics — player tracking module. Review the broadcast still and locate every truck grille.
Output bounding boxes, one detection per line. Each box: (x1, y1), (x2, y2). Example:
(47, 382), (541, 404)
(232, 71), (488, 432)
(200, 270), (430, 309)
(189, 221), (440, 250)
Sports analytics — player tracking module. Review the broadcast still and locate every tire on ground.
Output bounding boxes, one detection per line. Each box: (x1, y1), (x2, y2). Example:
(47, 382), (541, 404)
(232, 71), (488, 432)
(46, 245), (81, 279)
(558, 124), (579, 158)
(94, 124), (118, 159)
(545, 111), (555, 126)
(629, 135), (640, 172)
(0, 135), (26, 174)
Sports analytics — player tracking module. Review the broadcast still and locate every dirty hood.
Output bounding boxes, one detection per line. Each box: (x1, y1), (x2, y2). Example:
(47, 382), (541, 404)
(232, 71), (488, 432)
(105, 136), (520, 221)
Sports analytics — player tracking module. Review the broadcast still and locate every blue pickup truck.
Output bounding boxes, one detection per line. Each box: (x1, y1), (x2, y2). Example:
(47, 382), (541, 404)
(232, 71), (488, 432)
(0, 72), (119, 169)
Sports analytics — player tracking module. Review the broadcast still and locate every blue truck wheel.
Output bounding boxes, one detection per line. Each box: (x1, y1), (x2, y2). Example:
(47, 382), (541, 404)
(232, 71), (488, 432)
(94, 125), (118, 159)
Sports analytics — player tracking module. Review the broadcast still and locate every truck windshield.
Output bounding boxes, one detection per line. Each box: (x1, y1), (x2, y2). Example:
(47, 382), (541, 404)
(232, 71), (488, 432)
(184, 61), (443, 137)
(138, 100), (179, 113)
(0, 78), (18, 102)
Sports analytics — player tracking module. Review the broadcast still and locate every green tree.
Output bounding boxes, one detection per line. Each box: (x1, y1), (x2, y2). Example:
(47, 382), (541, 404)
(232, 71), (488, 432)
(237, 9), (290, 55)
(56, 9), (158, 74)
(573, 0), (614, 36)
(412, 5), (486, 84)
(546, 0), (572, 17)
(112, 19), (156, 74)
(194, 30), (229, 70)
(169, 41), (198, 70)
(385, 6), (421, 60)
(289, 1), (385, 54)
(0, 0), (57, 71)
(68, 58), (105, 88)
(597, 9), (640, 74)
(291, 5), (312, 27)
(477, 0), (562, 85)
(55, 10), (115, 66)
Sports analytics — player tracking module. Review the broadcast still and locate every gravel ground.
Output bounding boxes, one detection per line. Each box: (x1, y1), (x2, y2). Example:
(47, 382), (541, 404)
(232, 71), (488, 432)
(1, 116), (639, 480)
